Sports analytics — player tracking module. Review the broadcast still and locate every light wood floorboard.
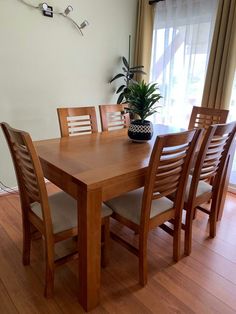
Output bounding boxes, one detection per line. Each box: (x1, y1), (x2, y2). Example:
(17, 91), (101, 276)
(0, 186), (235, 313)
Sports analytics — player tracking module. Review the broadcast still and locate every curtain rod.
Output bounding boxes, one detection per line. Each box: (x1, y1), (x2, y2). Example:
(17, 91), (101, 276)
(149, 0), (165, 5)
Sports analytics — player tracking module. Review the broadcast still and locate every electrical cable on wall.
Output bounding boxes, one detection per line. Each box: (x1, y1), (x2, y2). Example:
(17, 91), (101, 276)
(0, 181), (19, 195)
(18, 0), (89, 35)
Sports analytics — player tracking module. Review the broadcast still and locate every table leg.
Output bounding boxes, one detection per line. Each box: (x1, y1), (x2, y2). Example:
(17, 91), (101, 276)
(78, 186), (102, 311)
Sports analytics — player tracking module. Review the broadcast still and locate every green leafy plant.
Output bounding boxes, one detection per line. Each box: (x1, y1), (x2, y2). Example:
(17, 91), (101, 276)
(110, 56), (146, 104)
(126, 81), (162, 123)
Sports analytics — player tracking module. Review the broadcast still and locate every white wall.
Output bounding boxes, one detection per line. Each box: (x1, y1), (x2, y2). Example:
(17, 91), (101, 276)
(0, 0), (138, 186)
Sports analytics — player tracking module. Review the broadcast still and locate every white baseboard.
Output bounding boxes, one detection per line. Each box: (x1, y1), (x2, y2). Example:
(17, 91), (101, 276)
(0, 179), (50, 196)
(0, 186), (18, 196)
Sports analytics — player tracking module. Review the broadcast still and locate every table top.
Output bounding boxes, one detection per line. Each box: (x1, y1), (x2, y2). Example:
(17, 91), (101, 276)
(35, 124), (182, 190)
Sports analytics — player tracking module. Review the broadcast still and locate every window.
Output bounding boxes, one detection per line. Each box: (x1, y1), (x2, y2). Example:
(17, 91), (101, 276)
(150, 0), (218, 128)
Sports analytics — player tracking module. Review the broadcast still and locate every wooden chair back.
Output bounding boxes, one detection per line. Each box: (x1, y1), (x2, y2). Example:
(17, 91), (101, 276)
(57, 107), (98, 137)
(141, 128), (202, 227)
(99, 104), (130, 131)
(1, 123), (53, 235)
(188, 106), (229, 130)
(188, 122), (236, 204)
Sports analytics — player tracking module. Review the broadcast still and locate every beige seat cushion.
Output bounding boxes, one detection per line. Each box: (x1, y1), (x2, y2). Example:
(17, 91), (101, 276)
(185, 175), (212, 202)
(31, 191), (112, 234)
(105, 188), (173, 225)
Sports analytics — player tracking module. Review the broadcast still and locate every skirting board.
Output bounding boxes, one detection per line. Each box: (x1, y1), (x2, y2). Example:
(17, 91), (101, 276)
(0, 179), (50, 196)
(0, 186), (18, 195)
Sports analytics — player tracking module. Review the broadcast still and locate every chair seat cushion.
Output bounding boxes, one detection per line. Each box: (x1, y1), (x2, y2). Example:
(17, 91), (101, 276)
(185, 175), (212, 202)
(31, 191), (112, 234)
(105, 188), (174, 225)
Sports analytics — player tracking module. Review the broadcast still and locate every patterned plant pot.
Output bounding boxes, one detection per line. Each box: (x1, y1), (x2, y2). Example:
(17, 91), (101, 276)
(128, 120), (153, 142)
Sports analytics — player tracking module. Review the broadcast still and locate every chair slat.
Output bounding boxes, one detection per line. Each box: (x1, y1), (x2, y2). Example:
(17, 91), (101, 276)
(159, 153), (187, 166)
(157, 159), (184, 174)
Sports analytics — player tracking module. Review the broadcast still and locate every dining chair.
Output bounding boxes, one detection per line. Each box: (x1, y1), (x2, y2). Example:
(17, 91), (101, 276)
(188, 106), (229, 130)
(183, 121), (236, 255)
(57, 106), (98, 137)
(105, 128), (202, 285)
(1, 122), (112, 297)
(99, 104), (130, 131)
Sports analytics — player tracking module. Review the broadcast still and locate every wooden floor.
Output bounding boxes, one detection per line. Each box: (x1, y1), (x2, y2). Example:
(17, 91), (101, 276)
(0, 185), (236, 314)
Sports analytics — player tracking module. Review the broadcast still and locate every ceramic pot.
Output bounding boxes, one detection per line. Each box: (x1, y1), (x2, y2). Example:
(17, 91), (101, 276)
(128, 120), (153, 142)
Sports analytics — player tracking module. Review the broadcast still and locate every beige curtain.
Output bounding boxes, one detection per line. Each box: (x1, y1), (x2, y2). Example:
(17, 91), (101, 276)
(134, 0), (154, 82)
(201, 0), (236, 109)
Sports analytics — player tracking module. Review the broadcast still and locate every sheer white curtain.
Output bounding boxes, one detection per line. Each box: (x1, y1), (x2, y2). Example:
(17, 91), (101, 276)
(150, 0), (218, 128)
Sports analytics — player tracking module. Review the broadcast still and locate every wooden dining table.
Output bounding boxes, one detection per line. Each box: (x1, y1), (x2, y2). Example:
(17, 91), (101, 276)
(34, 123), (229, 311)
(34, 124), (181, 311)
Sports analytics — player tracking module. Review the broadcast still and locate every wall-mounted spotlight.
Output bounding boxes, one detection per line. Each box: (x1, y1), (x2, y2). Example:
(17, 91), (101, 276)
(64, 5), (73, 16)
(38, 3), (48, 11)
(79, 20), (89, 30)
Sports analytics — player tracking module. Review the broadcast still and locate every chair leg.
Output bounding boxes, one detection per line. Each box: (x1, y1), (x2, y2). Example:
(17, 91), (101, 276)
(184, 206), (195, 256)
(44, 242), (55, 298)
(139, 232), (148, 286)
(22, 220), (32, 265)
(209, 203), (217, 238)
(173, 218), (181, 262)
(101, 217), (110, 268)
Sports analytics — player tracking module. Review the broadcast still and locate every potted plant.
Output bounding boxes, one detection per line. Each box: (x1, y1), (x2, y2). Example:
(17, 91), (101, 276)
(126, 81), (162, 142)
(110, 56), (146, 104)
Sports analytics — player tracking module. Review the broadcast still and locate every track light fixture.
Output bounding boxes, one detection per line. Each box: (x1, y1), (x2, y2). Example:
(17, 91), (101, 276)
(19, 1), (89, 35)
